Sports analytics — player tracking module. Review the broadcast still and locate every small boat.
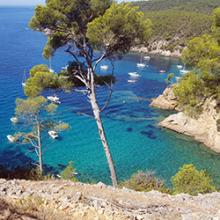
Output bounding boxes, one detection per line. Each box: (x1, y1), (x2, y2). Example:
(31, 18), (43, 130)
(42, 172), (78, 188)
(177, 65), (183, 69)
(144, 56), (151, 60)
(128, 79), (136, 83)
(100, 65), (109, 70)
(22, 82), (26, 87)
(180, 69), (189, 74)
(47, 95), (61, 104)
(159, 70), (166, 73)
(137, 63), (146, 68)
(10, 117), (18, 124)
(176, 76), (181, 82)
(48, 130), (59, 139)
(128, 72), (140, 78)
(7, 135), (16, 143)
(49, 68), (54, 73)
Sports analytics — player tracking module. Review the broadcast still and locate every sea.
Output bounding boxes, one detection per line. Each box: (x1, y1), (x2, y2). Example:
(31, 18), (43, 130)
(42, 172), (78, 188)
(1, 7), (220, 185)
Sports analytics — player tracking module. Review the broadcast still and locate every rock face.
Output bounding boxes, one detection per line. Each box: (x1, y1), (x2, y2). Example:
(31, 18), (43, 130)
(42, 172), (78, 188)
(151, 87), (220, 153)
(1, 179), (220, 219)
(132, 40), (183, 57)
(150, 87), (179, 110)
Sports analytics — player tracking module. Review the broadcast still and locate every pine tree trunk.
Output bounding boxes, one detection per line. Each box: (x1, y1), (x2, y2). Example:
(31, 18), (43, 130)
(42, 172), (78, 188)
(89, 81), (118, 187)
(37, 121), (43, 175)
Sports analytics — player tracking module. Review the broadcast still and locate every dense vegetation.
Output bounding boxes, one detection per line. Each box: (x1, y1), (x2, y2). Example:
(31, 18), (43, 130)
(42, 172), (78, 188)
(174, 8), (220, 116)
(134, 0), (220, 52)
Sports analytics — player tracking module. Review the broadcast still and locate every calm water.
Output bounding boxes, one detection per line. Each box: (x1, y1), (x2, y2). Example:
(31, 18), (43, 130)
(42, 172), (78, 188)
(1, 7), (220, 185)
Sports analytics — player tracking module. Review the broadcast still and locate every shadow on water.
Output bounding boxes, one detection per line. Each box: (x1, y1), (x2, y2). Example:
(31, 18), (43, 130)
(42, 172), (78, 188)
(0, 147), (57, 179)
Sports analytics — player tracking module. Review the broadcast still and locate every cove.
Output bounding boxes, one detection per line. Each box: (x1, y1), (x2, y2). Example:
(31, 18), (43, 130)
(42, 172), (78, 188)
(1, 7), (220, 185)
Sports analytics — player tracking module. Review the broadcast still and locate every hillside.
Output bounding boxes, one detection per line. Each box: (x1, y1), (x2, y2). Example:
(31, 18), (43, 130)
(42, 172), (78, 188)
(132, 0), (220, 56)
(1, 179), (220, 219)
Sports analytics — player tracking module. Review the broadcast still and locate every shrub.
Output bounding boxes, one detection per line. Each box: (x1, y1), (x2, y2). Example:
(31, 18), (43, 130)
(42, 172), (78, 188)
(121, 171), (170, 193)
(60, 161), (78, 182)
(172, 164), (216, 195)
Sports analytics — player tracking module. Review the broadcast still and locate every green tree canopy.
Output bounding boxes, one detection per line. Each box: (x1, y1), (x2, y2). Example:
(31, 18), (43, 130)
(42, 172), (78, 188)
(172, 164), (216, 195)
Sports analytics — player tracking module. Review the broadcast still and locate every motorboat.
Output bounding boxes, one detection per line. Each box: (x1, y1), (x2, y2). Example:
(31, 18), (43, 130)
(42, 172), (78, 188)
(47, 95), (61, 104)
(128, 79), (136, 83)
(22, 82), (26, 87)
(7, 135), (16, 143)
(100, 65), (109, 70)
(10, 117), (18, 124)
(180, 69), (190, 74)
(48, 130), (59, 139)
(128, 72), (140, 78)
(137, 63), (146, 68)
(159, 70), (166, 73)
(177, 65), (183, 69)
(144, 56), (151, 61)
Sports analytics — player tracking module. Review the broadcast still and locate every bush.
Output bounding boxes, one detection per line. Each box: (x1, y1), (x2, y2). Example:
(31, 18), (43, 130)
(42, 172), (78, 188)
(121, 171), (170, 193)
(172, 164), (216, 195)
(60, 161), (78, 182)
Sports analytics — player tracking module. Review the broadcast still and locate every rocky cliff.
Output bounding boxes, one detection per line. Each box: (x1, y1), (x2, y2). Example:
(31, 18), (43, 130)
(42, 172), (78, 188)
(151, 87), (220, 153)
(1, 179), (220, 220)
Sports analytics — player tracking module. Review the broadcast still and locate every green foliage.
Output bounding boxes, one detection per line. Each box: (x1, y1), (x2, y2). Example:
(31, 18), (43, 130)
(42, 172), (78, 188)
(121, 171), (170, 193)
(16, 96), (49, 116)
(133, 0), (220, 50)
(173, 8), (220, 116)
(25, 71), (59, 97)
(172, 164), (216, 195)
(87, 3), (152, 54)
(165, 73), (174, 85)
(30, 64), (49, 77)
(60, 161), (78, 182)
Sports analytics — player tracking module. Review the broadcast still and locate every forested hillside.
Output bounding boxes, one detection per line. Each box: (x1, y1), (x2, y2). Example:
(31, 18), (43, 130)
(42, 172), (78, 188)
(133, 0), (220, 54)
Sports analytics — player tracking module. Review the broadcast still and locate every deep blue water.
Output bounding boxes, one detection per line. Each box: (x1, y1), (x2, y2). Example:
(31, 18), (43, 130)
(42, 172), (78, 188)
(1, 7), (220, 185)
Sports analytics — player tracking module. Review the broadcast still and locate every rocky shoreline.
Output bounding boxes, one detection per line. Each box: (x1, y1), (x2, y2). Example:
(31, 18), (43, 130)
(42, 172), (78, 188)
(151, 87), (220, 153)
(1, 179), (220, 219)
(132, 40), (184, 58)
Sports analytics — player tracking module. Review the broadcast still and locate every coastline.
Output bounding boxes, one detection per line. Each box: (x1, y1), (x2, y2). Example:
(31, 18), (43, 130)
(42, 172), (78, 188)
(151, 87), (220, 153)
(132, 41), (184, 58)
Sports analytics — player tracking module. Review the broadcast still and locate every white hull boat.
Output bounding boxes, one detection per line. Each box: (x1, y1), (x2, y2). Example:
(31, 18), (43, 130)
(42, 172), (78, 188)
(137, 63), (146, 68)
(47, 95), (61, 104)
(100, 65), (108, 70)
(128, 72), (140, 78)
(7, 135), (16, 143)
(10, 117), (18, 124)
(48, 130), (59, 139)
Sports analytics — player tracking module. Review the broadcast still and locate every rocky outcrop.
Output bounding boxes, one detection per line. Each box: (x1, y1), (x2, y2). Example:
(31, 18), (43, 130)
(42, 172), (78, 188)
(159, 98), (220, 153)
(151, 87), (220, 153)
(150, 87), (179, 110)
(132, 40), (184, 57)
(1, 179), (220, 219)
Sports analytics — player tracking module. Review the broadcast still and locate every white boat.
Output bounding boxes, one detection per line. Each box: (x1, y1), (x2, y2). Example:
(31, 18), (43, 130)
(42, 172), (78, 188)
(48, 130), (59, 139)
(176, 76), (181, 82)
(177, 65), (183, 69)
(128, 79), (136, 83)
(159, 70), (166, 73)
(49, 68), (54, 73)
(7, 135), (16, 143)
(10, 117), (18, 124)
(100, 65), (109, 70)
(128, 72), (140, 78)
(137, 63), (146, 68)
(144, 56), (151, 60)
(180, 69), (190, 74)
(47, 95), (61, 104)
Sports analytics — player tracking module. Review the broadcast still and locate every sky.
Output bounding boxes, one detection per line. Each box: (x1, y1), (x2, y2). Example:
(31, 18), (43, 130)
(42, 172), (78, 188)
(0, 0), (137, 6)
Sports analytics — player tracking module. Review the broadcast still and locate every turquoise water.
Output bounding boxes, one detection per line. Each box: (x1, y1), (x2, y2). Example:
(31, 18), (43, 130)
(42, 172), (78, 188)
(1, 7), (220, 185)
